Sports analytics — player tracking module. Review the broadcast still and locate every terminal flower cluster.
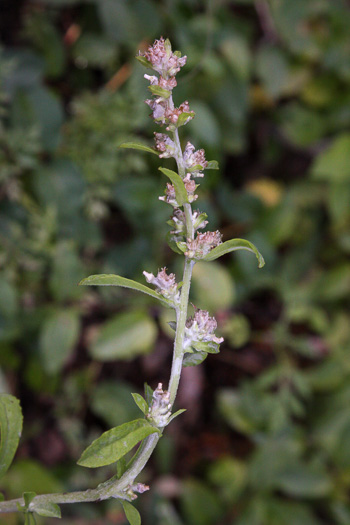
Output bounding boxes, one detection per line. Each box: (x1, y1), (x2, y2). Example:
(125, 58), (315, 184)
(139, 37), (186, 77)
(139, 38), (194, 131)
(184, 309), (224, 351)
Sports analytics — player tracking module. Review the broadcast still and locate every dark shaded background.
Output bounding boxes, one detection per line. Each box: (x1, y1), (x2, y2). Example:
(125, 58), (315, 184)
(1, 0), (350, 523)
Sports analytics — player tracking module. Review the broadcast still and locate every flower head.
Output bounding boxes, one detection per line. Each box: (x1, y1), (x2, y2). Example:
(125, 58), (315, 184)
(183, 142), (208, 177)
(184, 309), (224, 350)
(139, 37), (187, 77)
(147, 383), (171, 427)
(154, 133), (175, 158)
(185, 231), (222, 259)
(143, 267), (180, 303)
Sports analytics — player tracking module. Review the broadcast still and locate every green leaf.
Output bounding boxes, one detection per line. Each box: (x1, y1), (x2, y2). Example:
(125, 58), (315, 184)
(79, 274), (172, 307)
(23, 492), (37, 508)
(135, 55), (153, 69)
(148, 85), (171, 99)
(144, 383), (154, 407)
(89, 310), (157, 361)
(131, 393), (149, 416)
(277, 463), (332, 498)
(206, 160), (219, 170)
(166, 232), (184, 254)
(183, 352), (208, 367)
(119, 142), (158, 155)
(175, 241), (187, 253)
(0, 394), (23, 480)
(77, 419), (159, 468)
(167, 409), (186, 425)
(39, 309), (80, 374)
(311, 133), (350, 181)
(192, 341), (220, 354)
(2, 459), (63, 496)
(176, 112), (195, 127)
(24, 514), (36, 525)
(34, 501), (61, 518)
(122, 500), (141, 525)
(158, 167), (189, 206)
(180, 479), (223, 525)
(168, 321), (177, 331)
(116, 456), (127, 479)
(202, 238), (265, 268)
(91, 381), (141, 428)
(192, 261), (235, 311)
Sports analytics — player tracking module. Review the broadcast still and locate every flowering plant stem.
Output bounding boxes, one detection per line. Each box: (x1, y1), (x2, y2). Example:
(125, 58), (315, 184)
(0, 37), (264, 523)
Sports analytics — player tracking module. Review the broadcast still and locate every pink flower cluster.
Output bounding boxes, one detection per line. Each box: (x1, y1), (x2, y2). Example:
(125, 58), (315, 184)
(143, 267), (180, 303)
(185, 231), (222, 259)
(139, 37), (187, 77)
(184, 308), (224, 350)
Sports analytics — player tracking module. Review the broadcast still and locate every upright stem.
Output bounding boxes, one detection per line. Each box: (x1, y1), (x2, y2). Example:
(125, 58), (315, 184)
(168, 256), (194, 405)
(0, 65), (197, 520)
(167, 125), (195, 405)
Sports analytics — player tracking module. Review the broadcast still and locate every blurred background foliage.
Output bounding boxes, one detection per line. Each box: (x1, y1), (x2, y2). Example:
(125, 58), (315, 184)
(1, 0), (350, 523)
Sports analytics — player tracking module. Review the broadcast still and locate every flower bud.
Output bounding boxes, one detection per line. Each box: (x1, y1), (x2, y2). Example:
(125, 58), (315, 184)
(147, 383), (172, 427)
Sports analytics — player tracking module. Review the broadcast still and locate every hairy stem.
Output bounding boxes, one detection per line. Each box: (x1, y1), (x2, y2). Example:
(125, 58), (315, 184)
(0, 64), (196, 520)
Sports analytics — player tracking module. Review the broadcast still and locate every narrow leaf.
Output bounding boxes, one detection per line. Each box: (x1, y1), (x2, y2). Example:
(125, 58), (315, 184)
(119, 142), (158, 155)
(117, 457), (127, 479)
(206, 160), (219, 170)
(34, 502), (61, 518)
(144, 383), (154, 407)
(0, 394), (23, 480)
(77, 419), (159, 468)
(183, 352), (208, 367)
(122, 501), (141, 525)
(79, 274), (172, 307)
(176, 112), (195, 127)
(166, 232), (185, 255)
(159, 167), (189, 206)
(192, 341), (220, 354)
(167, 409), (186, 425)
(176, 241), (187, 253)
(23, 493), (37, 510)
(148, 85), (171, 99)
(202, 238), (265, 268)
(135, 55), (153, 69)
(131, 394), (148, 416)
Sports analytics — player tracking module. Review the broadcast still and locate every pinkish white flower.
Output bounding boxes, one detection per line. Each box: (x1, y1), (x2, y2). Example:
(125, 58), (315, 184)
(154, 133), (175, 158)
(183, 142), (208, 177)
(185, 230), (222, 259)
(183, 173), (198, 203)
(143, 267), (180, 302)
(184, 309), (224, 350)
(159, 182), (178, 206)
(147, 383), (172, 427)
(139, 37), (187, 77)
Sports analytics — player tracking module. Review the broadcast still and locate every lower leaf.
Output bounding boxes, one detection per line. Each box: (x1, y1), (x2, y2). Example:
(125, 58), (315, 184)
(77, 419), (159, 468)
(122, 500), (141, 525)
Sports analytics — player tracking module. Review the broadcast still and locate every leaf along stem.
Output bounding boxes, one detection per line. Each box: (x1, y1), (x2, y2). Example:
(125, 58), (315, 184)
(0, 86), (195, 520)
